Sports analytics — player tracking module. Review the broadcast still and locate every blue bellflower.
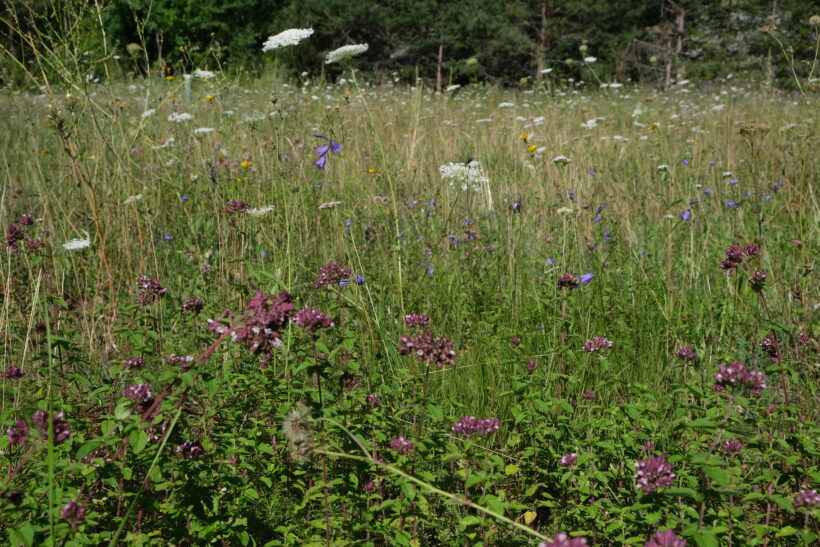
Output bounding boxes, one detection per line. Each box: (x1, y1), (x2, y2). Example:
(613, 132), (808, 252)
(313, 134), (342, 169)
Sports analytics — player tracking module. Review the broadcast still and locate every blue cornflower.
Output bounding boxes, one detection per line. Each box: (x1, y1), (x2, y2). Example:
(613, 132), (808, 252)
(355, 275), (365, 285)
(726, 201), (740, 208)
(314, 134), (341, 169)
(163, 234), (172, 241)
(704, 188), (712, 196)
(579, 273), (595, 285)
(681, 210), (691, 221)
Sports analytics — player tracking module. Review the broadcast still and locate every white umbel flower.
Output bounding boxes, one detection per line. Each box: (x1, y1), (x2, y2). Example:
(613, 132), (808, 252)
(439, 160), (489, 192)
(262, 28), (314, 52)
(247, 206), (274, 217)
(193, 127), (215, 134)
(167, 112), (193, 123)
(325, 44), (368, 64)
(123, 194), (143, 204)
(551, 155), (571, 165)
(192, 69), (215, 79)
(63, 235), (91, 250)
(583, 56), (597, 64)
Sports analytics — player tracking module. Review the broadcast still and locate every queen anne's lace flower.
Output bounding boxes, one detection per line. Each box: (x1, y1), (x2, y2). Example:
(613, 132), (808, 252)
(262, 28), (314, 52)
(439, 160), (488, 192)
(325, 43), (369, 64)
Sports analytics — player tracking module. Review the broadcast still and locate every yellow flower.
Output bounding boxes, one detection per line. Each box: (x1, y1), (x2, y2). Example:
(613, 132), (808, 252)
(368, 168), (377, 174)
(241, 161), (252, 168)
(527, 144), (537, 153)
(518, 134), (529, 140)
(165, 75), (174, 81)
(118, 103), (125, 109)
(206, 95), (214, 101)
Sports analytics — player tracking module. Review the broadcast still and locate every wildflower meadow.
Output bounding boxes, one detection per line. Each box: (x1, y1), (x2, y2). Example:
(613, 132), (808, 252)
(1, 20), (819, 547)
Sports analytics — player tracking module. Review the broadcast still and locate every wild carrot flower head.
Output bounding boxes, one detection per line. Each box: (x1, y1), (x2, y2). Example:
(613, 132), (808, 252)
(325, 43), (369, 63)
(293, 306), (334, 333)
(634, 455), (675, 493)
(644, 529), (686, 547)
(313, 262), (352, 288)
(538, 533), (588, 547)
(262, 28), (314, 52)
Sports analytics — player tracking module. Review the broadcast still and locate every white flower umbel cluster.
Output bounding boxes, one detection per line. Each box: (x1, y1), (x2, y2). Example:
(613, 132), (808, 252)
(262, 28), (314, 52)
(192, 69), (216, 79)
(63, 237), (91, 251)
(247, 206), (274, 217)
(167, 112), (193, 123)
(325, 44), (368, 64)
(439, 160), (489, 192)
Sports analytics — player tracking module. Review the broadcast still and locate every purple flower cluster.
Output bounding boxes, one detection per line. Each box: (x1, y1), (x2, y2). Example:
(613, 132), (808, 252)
(3, 365), (25, 379)
(675, 346), (697, 361)
(123, 383), (154, 409)
(556, 273), (579, 289)
(582, 336), (613, 353)
(32, 410), (71, 444)
(404, 314), (430, 328)
(182, 296), (204, 314)
(220, 290), (295, 356)
(644, 529), (686, 547)
(390, 436), (414, 455)
(558, 453), (578, 467)
(452, 415), (500, 437)
(61, 501), (86, 526)
(634, 455), (675, 493)
(398, 329), (458, 368)
(124, 356), (145, 369)
(7, 420), (29, 446)
(136, 275), (167, 305)
(538, 533), (589, 547)
(177, 441), (203, 459)
(293, 306), (334, 333)
(713, 360), (766, 394)
(165, 353), (195, 370)
(313, 262), (353, 288)
(760, 332), (780, 362)
(5, 215), (46, 254)
(225, 199), (250, 213)
(719, 242), (760, 276)
(721, 439), (743, 456)
(748, 270), (768, 291)
(793, 489), (820, 508)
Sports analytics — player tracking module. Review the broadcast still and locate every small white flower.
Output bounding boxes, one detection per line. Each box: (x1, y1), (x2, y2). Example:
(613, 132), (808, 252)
(497, 102), (515, 108)
(63, 236), (91, 251)
(584, 56), (597, 64)
(539, 68), (553, 74)
(141, 108), (156, 119)
(445, 84), (461, 92)
(552, 155), (571, 165)
(657, 164), (669, 171)
(247, 206), (274, 217)
(152, 138), (175, 150)
(439, 161), (489, 192)
(557, 207), (573, 214)
(194, 127), (215, 134)
(192, 69), (215, 79)
(318, 201), (342, 209)
(167, 112), (193, 123)
(325, 44), (368, 64)
(723, 171), (733, 177)
(608, 82), (623, 89)
(262, 28), (314, 52)
(123, 194), (143, 204)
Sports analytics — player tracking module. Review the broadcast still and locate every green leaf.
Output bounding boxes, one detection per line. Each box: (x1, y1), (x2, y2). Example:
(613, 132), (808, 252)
(76, 440), (101, 460)
(775, 526), (798, 537)
(504, 464), (520, 476)
(114, 400), (132, 421)
(664, 487), (704, 502)
(685, 418), (717, 429)
(426, 403), (443, 422)
(704, 467), (729, 488)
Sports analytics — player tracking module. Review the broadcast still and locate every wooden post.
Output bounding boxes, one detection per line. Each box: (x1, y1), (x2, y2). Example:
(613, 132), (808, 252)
(436, 44), (443, 94)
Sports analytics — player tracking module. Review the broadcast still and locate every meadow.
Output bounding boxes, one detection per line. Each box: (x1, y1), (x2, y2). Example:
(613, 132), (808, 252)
(0, 71), (818, 546)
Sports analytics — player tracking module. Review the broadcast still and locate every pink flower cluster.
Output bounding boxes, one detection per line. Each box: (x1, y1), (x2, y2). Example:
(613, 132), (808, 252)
(398, 329), (457, 368)
(452, 415), (500, 437)
(634, 455), (675, 493)
(713, 360), (766, 394)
